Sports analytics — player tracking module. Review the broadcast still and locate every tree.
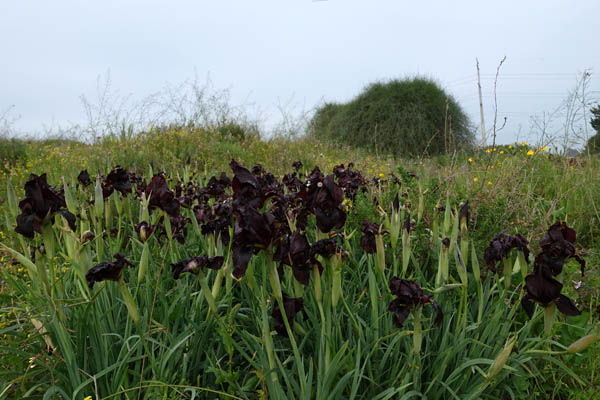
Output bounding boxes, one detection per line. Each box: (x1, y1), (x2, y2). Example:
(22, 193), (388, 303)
(586, 104), (600, 154)
(308, 77), (474, 157)
(590, 104), (600, 132)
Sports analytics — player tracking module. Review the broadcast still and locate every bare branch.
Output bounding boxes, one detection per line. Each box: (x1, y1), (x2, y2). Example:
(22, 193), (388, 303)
(491, 55), (507, 148)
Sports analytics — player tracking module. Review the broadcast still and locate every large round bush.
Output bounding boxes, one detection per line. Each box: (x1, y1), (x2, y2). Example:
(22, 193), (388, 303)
(309, 77), (474, 157)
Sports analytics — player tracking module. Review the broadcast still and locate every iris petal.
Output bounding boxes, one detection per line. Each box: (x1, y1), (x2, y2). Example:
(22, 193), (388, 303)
(391, 304), (411, 328)
(556, 294), (581, 316)
(521, 295), (535, 319)
(525, 269), (562, 305)
(232, 243), (254, 279)
(15, 214), (36, 238)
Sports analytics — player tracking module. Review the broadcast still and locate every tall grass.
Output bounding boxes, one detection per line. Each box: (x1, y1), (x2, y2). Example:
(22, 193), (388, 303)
(0, 131), (599, 399)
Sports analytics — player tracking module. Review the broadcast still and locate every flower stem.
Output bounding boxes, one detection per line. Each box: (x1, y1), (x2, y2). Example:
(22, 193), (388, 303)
(255, 257), (278, 386)
(503, 257), (512, 290)
(258, 285), (278, 385)
(413, 307), (423, 354)
(375, 234), (385, 275)
(265, 253), (307, 396)
(401, 229), (411, 277)
(368, 255), (380, 340)
(331, 252), (342, 307)
(543, 303), (556, 336)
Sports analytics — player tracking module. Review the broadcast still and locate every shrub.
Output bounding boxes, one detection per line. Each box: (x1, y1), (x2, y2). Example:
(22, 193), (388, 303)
(216, 121), (259, 141)
(585, 131), (599, 154)
(309, 77), (474, 157)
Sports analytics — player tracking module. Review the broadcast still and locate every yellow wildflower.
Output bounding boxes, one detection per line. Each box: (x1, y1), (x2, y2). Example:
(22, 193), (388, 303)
(487, 181), (492, 185)
(508, 145), (513, 149)
(473, 177), (478, 183)
(84, 396), (93, 400)
(527, 150), (534, 156)
(468, 157), (473, 163)
(521, 142), (527, 146)
(492, 148), (497, 152)
(541, 146), (548, 151)
(485, 149), (491, 153)
(499, 150), (504, 154)
(379, 173), (385, 179)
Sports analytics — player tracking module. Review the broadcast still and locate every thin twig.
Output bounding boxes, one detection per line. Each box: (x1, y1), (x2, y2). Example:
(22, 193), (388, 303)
(491, 56), (507, 148)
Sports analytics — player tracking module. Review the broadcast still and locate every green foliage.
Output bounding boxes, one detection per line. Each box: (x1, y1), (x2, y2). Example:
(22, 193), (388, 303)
(308, 102), (343, 142)
(587, 105), (600, 154)
(0, 128), (599, 399)
(585, 131), (599, 154)
(216, 121), (259, 141)
(0, 137), (27, 171)
(590, 104), (600, 132)
(309, 77), (474, 157)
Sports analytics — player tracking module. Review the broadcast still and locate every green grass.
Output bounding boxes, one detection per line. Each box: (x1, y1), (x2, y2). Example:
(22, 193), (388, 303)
(0, 136), (27, 173)
(0, 130), (599, 399)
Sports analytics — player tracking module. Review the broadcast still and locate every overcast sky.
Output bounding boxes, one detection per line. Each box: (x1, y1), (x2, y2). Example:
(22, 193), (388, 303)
(1, 1), (598, 145)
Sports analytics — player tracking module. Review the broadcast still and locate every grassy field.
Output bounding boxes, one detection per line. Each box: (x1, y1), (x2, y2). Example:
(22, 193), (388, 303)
(0, 128), (599, 399)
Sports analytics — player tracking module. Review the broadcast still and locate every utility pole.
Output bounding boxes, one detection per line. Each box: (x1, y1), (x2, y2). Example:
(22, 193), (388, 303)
(476, 58), (487, 147)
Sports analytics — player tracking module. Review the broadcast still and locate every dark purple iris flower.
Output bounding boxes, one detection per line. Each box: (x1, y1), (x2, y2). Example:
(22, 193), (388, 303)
(332, 163), (367, 200)
(171, 255), (224, 280)
(194, 203), (213, 224)
(77, 170), (92, 187)
(102, 166), (132, 198)
(360, 220), (386, 254)
(274, 231), (312, 285)
(314, 206), (347, 233)
(521, 261), (580, 318)
(282, 172), (304, 193)
(15, 173), (76, 238)
(134, 221), (156, 242)
(521, 222), (583, 318)
(197, 172), (232, 201)
(166, 214), (189, 244)
(174, 180), (199, 207)
(305, 169), (347, 233)
(198, 201), (232, 244)
(309, 238), (340, 272)
(388, 277), (443, 328)
(484, 233), (530, 273)
(231, 206), (277, 278)
(539, 221), (585, 276)
(230, 160), (262, 209)
(145, 174), (180, 217)
(257, 171), (284, 202)
(86, 253), (134, 289)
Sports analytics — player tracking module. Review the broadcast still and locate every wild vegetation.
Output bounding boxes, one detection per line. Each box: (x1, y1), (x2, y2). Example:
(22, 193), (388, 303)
(586, 104), (600, 154)
(308, 78), (474, 157)
(0, 126), (599, 399)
